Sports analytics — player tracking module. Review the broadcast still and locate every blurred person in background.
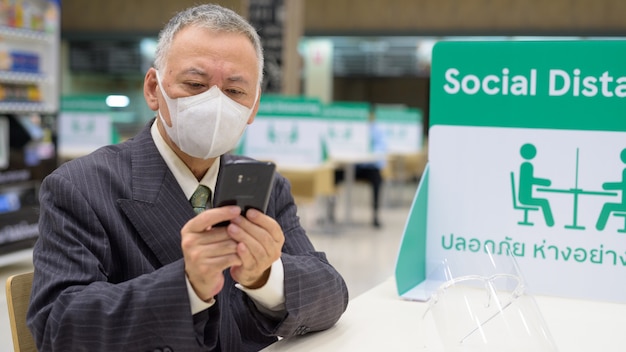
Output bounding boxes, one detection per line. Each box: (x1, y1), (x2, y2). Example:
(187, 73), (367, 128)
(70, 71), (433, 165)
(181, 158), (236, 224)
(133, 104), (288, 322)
(330, 112), (387, 228)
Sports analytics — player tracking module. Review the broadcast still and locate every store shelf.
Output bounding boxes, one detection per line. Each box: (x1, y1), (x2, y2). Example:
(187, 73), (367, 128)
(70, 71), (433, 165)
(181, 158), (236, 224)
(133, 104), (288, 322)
(0, 21), (59, 114)
(0, 101), (54, 114)
(0, 71), (47, 84)
(0, 25), (53, 42)
(0, 0), (60, 262)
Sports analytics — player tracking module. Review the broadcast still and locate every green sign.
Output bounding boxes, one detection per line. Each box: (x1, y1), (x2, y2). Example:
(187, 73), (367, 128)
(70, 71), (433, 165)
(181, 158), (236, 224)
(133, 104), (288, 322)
(242, 95), (327, 165)
(375, 106), (422, 123)
(376, 106), (424, 153)
(322, 101), (370, 121)
(257, 95), (322, 118)
(323, 102), (371, 156)
(396, 40), (626, 304)
(61, 95), (135, 124)
(430, 40), (626, 132)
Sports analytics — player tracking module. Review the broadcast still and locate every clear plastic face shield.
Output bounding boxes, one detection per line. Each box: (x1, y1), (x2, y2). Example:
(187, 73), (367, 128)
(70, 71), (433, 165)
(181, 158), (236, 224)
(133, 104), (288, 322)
(418, 249), (559, 352)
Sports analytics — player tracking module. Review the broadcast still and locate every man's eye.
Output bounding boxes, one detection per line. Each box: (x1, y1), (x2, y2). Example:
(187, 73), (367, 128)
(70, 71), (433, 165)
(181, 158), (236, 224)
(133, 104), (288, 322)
(186, 82), (205, 89)
(225, 89), (244, 96)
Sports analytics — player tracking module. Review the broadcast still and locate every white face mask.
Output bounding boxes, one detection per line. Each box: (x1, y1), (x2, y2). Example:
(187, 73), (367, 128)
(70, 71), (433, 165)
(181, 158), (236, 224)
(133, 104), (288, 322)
(155, 70), (258, 159)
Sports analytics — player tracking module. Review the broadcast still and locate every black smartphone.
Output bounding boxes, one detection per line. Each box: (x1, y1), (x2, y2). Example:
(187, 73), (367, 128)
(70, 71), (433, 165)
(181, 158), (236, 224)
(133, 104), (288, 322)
(213, 160), (276, 221)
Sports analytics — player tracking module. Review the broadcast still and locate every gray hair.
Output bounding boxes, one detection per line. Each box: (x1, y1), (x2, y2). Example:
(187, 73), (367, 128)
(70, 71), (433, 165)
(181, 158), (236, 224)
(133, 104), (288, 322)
(153, 4), (264, 85)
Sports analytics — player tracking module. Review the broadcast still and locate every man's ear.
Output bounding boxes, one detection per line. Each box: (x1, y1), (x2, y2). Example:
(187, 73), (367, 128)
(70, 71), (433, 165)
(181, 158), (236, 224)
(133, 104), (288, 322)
(144, 68), (159, 111)
(247, 87), (262, 124)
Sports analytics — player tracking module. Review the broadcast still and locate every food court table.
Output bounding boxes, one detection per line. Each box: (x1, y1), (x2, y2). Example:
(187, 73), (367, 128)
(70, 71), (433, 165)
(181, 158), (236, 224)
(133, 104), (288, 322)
(330, 152), (386, 225)
(263, 276), (626, 351)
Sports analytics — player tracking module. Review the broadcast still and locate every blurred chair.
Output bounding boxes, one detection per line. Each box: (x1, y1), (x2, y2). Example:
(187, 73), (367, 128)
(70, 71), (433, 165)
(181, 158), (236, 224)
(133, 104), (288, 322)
(278, 162), (337, 230)
(382, 141), (428, 208)
(6, 271), (36, 352)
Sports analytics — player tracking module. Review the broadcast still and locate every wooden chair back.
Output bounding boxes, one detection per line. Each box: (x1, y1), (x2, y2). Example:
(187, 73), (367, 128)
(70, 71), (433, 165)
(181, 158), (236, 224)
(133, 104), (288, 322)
(6, 271), (36, 352)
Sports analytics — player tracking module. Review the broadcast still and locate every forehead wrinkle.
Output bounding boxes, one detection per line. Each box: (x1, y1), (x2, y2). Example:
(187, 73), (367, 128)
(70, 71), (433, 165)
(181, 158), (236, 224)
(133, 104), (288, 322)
(177, 68), (252, 86)
(179, 67), (207, 77)
(227, 75), (250, 84)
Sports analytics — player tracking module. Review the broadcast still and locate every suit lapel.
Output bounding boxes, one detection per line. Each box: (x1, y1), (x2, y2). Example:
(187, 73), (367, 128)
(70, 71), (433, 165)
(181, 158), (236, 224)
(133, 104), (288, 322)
(117, 124), (194, 267)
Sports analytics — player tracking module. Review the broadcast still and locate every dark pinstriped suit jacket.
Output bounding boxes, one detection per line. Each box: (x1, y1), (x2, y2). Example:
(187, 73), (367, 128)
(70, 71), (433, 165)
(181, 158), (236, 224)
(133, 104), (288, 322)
(27, 120), (349, 351)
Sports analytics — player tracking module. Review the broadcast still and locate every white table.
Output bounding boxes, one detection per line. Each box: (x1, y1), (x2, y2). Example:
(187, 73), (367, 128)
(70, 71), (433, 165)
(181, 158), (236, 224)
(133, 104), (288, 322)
(263, 276), (626, 351)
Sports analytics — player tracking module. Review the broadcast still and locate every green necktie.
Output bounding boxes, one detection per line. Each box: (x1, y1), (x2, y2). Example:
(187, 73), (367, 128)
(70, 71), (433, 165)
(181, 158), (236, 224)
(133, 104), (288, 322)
(190, 185), (212, 214)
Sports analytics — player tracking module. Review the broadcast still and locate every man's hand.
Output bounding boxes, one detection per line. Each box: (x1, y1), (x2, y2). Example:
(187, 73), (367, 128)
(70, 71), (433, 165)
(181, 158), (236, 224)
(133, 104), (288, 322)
(227, 209), (285, 289)
(181, 206), (242, 301)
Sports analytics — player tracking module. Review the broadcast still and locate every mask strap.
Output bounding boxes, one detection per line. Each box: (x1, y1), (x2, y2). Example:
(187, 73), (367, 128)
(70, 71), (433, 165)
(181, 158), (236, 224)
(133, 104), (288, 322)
(154, 70), (170, 99)
(249, 86), (260, 112)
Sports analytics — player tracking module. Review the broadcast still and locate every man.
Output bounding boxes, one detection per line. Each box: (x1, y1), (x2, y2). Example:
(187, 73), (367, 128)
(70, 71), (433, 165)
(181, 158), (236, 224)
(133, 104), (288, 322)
(27, 4), (349, 351)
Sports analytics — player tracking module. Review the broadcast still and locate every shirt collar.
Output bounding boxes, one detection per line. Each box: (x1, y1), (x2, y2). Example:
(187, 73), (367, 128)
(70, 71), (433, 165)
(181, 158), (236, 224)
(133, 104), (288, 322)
(150, 120), (219, 200)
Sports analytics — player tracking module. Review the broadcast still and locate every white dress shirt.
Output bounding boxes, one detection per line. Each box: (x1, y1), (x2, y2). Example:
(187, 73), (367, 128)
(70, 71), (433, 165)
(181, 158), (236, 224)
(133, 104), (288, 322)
(150, 121), (286, 317)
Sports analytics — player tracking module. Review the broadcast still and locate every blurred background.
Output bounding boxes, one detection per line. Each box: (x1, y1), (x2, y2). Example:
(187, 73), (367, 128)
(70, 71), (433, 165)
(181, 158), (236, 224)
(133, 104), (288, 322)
(2, 0), (626, 350)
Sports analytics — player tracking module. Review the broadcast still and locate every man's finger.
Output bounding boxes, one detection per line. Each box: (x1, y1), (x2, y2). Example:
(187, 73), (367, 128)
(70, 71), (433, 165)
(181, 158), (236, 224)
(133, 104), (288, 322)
(243, 209), (283, 243)
(184, 206), (241, 232)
